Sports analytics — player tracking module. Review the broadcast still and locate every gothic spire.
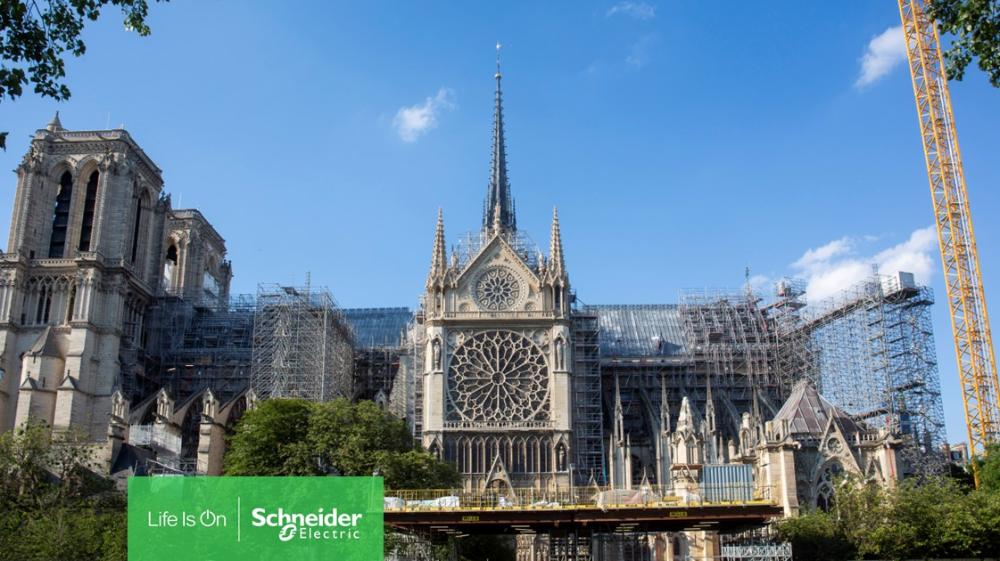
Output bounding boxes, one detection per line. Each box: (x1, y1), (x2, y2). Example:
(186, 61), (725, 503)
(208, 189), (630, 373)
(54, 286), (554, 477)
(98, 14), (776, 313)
(660, 375), (671, 433)
(427, 208), (446, 287)
(705, 374), (716, 433)
(549, 207), (566, 278)
(613, 373), (625, 443)
(483, 42), (516, 232)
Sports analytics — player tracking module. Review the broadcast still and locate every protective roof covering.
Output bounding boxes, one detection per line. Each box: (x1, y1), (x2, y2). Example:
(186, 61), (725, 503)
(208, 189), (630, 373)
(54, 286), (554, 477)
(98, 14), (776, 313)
(774, 379), (862, 436)
(584, 305), (687, 357)
(342, 307), (414, 348)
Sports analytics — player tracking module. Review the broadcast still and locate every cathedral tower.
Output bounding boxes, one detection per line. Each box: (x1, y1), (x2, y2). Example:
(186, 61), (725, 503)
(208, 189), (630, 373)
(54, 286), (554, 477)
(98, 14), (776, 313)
(0, 116), (231, 442)
(421, 56), (573, 491)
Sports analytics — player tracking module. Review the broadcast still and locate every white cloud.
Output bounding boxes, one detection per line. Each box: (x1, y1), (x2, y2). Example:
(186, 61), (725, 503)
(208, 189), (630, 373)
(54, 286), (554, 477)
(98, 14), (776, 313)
(393, 88), (456, 142)
(748, 274), (774, 293)
(606, 1), (656, 20)
(625, 35), (657, 69)
(873, 226), (937, 282)
(790, 226), (937, 303)
(855, 25), (906, 88)
(792, 237), (852, 271)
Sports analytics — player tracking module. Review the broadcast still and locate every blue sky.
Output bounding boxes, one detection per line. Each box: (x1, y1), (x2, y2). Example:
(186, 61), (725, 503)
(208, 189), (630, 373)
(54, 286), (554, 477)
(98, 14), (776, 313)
(1, 1), (997, 443)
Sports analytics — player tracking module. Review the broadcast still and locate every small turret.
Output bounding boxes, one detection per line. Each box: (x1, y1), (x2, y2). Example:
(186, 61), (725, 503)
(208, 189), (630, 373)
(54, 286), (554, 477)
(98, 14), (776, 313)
(45, 111), (64, 132)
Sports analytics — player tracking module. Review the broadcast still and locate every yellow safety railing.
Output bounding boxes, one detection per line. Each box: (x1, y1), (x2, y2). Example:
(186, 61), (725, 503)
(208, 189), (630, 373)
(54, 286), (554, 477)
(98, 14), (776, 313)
(383, 483), (775, 512)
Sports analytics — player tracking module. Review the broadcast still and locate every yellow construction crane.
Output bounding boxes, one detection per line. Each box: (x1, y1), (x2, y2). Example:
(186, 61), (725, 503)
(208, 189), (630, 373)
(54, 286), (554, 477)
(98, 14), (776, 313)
(897, 0), (1000, 485)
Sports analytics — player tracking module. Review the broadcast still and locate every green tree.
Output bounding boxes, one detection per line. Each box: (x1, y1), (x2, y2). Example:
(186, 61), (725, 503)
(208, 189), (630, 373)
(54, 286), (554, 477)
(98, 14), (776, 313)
(774, 511), (854, 561)
(929, 0), (1000, 87)
(224, 398), (462, 561)
(0, 422), (125, 561)
(224, 398), (459, 489)
(223, 398), (317, 476)
(308, 398), (414, 477)
(0, 421), (114, 509)
(776, 474), (1000, 561)
(379, 449), (461, 489)
(976, 443), (1000, 492)
(0, 0), (162, 149)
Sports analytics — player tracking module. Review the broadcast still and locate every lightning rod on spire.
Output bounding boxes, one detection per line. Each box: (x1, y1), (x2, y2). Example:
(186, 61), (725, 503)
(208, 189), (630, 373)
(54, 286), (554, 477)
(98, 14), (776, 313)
(495, 41), (502, 78)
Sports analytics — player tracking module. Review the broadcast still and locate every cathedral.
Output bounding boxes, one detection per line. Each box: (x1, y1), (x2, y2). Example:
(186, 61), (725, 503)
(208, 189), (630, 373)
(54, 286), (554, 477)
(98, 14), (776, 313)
(408, 64), (908, 513)
(0, 59), (944, 555)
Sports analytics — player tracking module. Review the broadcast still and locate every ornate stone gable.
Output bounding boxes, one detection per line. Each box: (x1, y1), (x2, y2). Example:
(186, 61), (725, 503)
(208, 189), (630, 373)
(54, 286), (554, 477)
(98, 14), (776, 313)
(451, 234), (543, 314)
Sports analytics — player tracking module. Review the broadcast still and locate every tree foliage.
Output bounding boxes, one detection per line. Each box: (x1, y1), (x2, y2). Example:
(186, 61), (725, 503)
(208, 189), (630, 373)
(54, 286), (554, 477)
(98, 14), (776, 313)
(224, 398), (460, 488)
(976, 443), (1000, 492)
(773, 511), (854, 561)
(0, 0), (162, 149)
(0, 422), (125, 561)
(222, 398), (315, 476)
(775, 474), (1000, 561)
(225, 399), (464, 560)
(929, 0), (1000, 87)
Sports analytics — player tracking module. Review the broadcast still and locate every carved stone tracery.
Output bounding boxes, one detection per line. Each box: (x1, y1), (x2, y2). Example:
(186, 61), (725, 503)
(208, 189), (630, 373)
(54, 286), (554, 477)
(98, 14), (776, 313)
(475, 266), (521, 311)
(447, 330), (549, 423)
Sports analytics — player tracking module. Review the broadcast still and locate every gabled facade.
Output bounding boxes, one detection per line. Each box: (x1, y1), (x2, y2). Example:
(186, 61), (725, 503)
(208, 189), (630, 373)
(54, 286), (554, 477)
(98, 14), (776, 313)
(420, 64), (574, 491)
(753, 379), (901, 513)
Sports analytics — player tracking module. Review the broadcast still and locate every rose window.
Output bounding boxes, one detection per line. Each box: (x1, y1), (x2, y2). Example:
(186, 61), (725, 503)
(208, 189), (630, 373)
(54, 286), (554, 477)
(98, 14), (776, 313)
(475, 267), (521, 311)
(448, 331), (549, 422)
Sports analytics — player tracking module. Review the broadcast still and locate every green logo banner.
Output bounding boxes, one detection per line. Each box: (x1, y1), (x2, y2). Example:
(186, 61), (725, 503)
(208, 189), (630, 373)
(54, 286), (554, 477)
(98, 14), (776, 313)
(128, 476), (383, 560)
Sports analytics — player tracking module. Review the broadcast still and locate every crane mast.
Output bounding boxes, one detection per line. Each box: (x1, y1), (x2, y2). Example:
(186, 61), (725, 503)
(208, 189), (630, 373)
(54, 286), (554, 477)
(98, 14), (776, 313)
(897, 0), (1000, 484)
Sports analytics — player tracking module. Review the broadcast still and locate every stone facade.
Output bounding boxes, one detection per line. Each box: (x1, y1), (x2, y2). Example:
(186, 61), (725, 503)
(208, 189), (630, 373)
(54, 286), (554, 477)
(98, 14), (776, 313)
(420, 209), (574, 492)
(0, 114), (232, 456)
(419, 65), (574, 492)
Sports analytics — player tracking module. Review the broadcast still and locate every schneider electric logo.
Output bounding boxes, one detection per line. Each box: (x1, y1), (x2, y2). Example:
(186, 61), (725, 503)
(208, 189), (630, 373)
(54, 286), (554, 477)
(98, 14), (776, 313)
(129, 477), (383, 561)
(251, 507), (366, 542)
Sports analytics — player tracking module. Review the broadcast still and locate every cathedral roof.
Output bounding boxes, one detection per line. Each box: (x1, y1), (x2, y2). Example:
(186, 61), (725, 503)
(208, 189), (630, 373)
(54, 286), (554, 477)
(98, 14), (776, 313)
(342, 307), (413, 348)
(584, 304), (687, 357)
(773, 379), (863, 436)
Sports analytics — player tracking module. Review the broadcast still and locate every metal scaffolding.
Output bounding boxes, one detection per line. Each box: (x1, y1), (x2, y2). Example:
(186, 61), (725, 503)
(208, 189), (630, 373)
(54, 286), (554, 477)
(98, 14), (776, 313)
(571, 310), (605, 485)
(584, 267), (949, 486)
(805, 270), (946, 474)
(250, 283), (354, 401)
(342, 307), (414, 402)
(680, 288), (791, 397)
(146, 294), (256, 404)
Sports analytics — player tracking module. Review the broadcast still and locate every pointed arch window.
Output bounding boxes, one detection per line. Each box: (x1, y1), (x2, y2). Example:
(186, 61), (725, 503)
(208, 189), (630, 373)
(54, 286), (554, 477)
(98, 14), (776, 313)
(130, 195), (144, 264)
(77, 171), (99, 251)
(66, 285), (76, 323)
(163, 244), (178, 290)
(48, 172), (73, 258)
